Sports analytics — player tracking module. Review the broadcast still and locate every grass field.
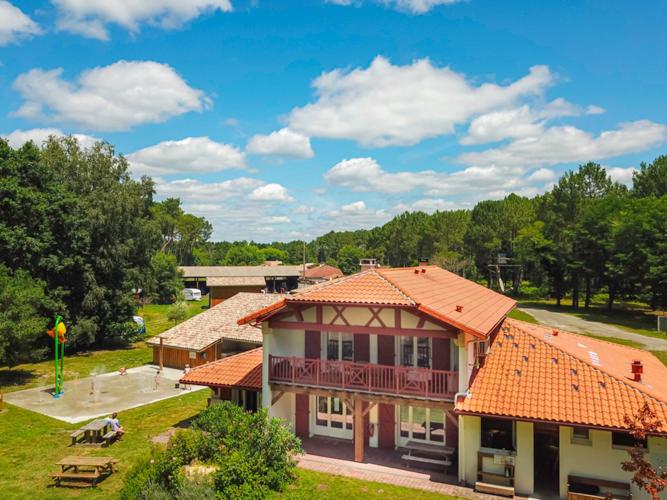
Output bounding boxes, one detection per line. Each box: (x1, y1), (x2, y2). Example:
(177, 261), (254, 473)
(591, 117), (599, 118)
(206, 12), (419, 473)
(0, 298), (208, 394)
(519, 298), (666, 339)
(507, 309), (538, 324)
(0, 391), (458, 500)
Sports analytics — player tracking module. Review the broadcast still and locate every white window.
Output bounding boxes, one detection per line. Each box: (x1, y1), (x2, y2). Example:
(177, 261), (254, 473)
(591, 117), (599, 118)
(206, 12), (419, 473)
(325, 332), (354, 361)
(399, 406), (445, 444)
(572, 427), (591, 444)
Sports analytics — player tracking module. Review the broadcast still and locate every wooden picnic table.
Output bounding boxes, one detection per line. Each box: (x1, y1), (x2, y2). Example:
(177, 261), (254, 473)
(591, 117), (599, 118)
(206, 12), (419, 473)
(49, 456), (119, 487)
(401, 440), (455, 473)
(73, 419), (110, 446)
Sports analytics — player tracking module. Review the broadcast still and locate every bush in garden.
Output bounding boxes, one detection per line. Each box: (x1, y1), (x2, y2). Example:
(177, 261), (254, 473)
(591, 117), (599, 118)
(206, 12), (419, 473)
(122, 402), (302, 499)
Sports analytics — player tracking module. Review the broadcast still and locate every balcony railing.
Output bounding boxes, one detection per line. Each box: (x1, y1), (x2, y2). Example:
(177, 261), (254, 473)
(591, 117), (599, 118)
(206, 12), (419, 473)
(269, 355), (458, 400)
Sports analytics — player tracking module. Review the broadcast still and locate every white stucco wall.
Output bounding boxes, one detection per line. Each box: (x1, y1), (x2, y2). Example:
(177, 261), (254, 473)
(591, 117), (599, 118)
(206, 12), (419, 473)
(459, 415), (481, 485)
(515, 421), (534, 495)
(559, 426), (667, 500)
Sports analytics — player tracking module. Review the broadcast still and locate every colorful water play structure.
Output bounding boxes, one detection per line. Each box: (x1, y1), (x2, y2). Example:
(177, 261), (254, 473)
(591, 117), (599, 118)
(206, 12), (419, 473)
(47, 315), (67, 398)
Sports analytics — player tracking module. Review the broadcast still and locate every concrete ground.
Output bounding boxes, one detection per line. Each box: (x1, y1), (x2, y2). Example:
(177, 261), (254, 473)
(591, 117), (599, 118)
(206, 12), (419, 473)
(520, 307), (667, 351)
(299, 436), (503, 499)
(4, 365), (206, 423)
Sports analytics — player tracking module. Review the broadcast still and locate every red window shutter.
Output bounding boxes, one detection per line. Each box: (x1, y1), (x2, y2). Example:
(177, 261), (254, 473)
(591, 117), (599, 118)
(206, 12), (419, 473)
(432, 337), (451, 371)
(295, 394), (309, 437)
(354, 334), (370, 362)
(304, 330), (320, 359)
(377, 335), (395, 365)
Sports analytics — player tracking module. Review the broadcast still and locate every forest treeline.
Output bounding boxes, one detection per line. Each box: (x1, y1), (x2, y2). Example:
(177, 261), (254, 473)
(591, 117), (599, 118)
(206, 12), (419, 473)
(197, 157), (667, 312)
(1, 135), (665, 365)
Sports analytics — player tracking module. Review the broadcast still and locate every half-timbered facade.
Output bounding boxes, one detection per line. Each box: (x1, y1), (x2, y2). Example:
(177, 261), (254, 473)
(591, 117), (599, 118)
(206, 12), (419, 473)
(238, 265), (516, 463)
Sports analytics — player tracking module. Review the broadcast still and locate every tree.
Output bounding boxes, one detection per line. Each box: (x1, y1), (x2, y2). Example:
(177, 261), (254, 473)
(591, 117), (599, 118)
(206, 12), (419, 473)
(261, 246), (289, 262)
(167, 300), (189, 324)
(223, 244), (264, 265)
(0, 266), (52, 366)
(632, 155), (667, 197)
(337, 245), (364, 275)
(621, 403), (667, 499)
(149, 252), (183, 304)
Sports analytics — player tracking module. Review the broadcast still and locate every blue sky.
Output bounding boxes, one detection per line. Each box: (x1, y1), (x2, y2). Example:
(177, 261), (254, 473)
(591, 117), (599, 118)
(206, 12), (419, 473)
(2, 1), (666, 241)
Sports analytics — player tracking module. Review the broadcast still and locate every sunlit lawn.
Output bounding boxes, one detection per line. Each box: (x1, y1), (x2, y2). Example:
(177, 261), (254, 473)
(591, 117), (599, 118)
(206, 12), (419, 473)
(0, 298), (208, 394)
(507, 309), (538, 324)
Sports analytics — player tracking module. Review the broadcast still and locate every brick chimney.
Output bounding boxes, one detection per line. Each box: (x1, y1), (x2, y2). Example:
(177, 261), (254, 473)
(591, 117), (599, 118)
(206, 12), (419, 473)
(418, 258), (429, 267)
(631, 360), (643, 382)
(359, 258), (378, 272)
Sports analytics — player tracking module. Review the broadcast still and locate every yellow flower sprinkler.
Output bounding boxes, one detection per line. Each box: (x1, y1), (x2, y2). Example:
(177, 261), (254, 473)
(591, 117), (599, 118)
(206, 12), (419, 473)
(47, 315), (67, 398)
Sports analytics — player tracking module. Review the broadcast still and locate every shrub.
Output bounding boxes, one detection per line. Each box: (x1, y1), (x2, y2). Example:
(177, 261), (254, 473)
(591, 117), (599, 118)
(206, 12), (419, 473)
(167, 300), (189, 324)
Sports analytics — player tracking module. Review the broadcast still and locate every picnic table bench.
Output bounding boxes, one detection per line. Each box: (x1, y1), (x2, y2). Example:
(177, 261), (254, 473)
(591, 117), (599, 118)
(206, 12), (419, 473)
(401, 440), (455, 472)
(49, 456), (119, 487)
(70, 419), (117, 447)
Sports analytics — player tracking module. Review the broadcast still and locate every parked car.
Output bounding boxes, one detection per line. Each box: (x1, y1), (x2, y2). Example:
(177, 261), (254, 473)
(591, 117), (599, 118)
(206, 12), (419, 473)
(182, 288), (202, 301)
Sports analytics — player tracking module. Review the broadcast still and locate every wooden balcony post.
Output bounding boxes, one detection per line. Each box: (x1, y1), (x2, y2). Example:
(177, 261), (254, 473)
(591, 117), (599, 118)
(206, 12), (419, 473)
(354, 398), (364, 463)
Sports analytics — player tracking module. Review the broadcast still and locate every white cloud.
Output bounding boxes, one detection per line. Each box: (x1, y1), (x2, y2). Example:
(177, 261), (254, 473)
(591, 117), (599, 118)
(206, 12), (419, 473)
(392, 198), (463, 213)
(288, 56), (553, 147)
(0, 2), (41, 46)
(127, 137), (246, 176)
(51, 0), (232, 40)
(327, 1), (461, 14)
(155, 177), (263, 202)
(606, 166), (637, 186)
(324, 157), (550, 199)
(293, 204), (315, 214)
(3, 128), (99, 149)
(13, 60), (209, 131)
(461, 98), (603, 145)
(458, 120), (667, 167)
(268, 216), (291, 224)
(246, 128), (314, 159)
(248, 183), (294, 202)
(322, 200), (391, 230)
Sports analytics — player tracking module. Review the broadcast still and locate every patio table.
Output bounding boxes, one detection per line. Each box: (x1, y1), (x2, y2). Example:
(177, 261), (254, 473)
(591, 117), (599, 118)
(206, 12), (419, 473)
(79, 419), (110, 445)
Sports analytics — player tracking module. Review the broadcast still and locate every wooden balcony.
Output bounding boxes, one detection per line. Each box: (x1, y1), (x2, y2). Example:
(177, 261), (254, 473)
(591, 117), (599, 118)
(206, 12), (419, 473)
(269, 355), (458, 400)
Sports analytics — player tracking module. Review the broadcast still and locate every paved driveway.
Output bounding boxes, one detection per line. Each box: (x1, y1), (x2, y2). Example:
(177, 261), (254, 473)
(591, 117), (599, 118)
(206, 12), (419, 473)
(520, 307), (667, 351)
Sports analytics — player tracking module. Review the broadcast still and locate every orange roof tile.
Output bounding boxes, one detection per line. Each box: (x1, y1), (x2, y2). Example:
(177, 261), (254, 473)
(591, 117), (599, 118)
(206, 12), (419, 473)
(180, 348), (262, 390)
(302, 264), (344, 280)
(289, 270), (414, 306)
(378, 266), (516, 337)
(238, 266), (515, 336)
(456, 318), (667, 432)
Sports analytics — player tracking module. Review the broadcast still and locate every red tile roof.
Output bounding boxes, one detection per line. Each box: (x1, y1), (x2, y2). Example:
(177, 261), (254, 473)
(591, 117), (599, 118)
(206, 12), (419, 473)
(179, 348), (262, 390)
(289, 270), (414, 306)
(456, 318), (667, 432)
(303, 264), (344, 280)
(238, 266), (515, 336)
(378, 266), (516, 336)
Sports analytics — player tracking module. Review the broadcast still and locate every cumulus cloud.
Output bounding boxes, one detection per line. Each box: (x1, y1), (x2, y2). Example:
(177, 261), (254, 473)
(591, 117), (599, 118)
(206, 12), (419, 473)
(0, 2), (41, 46)
(606, 166), (637, 186)
(248, 183), (294, 202)
(327, 1), (461, 14)
(268, 215), (291, 224)
(457, 120), (667, 167)
(51, 0), (232, 40)
(324, 157), (550, 198)
(155, 177), (263, 202)
(127, 137), (246, 176)
(13, 60), (210, 131)
(3, 128), (99, 149)
(324, 200), (391, 228)
(460, 98), (603, 145)
(246, 128), (314, 159)
(288, 56), (553, 147)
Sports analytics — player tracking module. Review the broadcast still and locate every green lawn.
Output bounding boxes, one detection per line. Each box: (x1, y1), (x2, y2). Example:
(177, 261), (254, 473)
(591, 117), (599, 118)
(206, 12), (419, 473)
(650, 351), (667, 367)
(519, 298), (666, 339)
(277, 469), (462, 499)
(0, 389), (210, 500)
(507, 309), (538, 324)
(137, 297), (209, 338)
(0, 298), (208, 394)
(580, 334), (644, 349)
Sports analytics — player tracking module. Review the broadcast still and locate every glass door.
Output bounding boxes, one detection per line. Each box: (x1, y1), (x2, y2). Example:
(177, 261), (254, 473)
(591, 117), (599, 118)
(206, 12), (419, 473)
(313, 396), (353, 439)
(397, 405), (446, 446)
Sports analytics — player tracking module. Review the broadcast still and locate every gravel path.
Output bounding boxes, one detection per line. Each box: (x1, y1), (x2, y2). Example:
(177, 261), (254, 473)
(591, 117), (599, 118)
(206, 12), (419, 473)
(519, 307), (667, 351)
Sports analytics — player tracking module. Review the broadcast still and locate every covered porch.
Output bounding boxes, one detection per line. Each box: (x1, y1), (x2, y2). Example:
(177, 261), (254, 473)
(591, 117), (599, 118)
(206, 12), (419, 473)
(298, 436), (491, 499)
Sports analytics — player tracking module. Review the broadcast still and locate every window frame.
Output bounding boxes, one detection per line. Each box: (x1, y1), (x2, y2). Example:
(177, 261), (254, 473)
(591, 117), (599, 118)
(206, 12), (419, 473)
(480, 417), (516, 451)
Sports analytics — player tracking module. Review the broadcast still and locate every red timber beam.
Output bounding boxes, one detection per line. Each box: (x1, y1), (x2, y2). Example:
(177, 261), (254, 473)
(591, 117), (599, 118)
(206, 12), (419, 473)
(267, 320), (457, 338)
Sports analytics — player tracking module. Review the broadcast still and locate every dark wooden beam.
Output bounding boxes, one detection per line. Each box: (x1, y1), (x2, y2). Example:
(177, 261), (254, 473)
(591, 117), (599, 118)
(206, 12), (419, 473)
(267, 320), (457, 338)
(271, 391), (285, 406)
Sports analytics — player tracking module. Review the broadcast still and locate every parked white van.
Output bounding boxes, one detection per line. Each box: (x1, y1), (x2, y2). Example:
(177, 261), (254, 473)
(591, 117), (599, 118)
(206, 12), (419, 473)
(182, 288), (202, 301)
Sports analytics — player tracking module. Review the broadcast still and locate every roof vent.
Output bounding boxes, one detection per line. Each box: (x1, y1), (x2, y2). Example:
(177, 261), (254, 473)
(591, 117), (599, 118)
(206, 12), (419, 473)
(421, 268), (426, 273)
(529, 343), (536, 349)
(414, 268), (419, 274)
(551, 357), (558, 365)
(514, 369), (521, 376)
(512, 342), (519, 349)
(572, 383), (579, 392)
(599, 381), (606, 389)
(552, 329), (559, 337)
(631, 360), (643, 382)
(522, 355), (529, 362)
(571, 368), (577, 376)
(455, 305), (463, 312)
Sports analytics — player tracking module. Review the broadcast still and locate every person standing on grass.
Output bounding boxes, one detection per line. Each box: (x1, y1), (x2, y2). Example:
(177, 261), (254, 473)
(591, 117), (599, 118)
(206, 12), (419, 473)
(182, 364), (190, 390)
(106, 412), (125, 438)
